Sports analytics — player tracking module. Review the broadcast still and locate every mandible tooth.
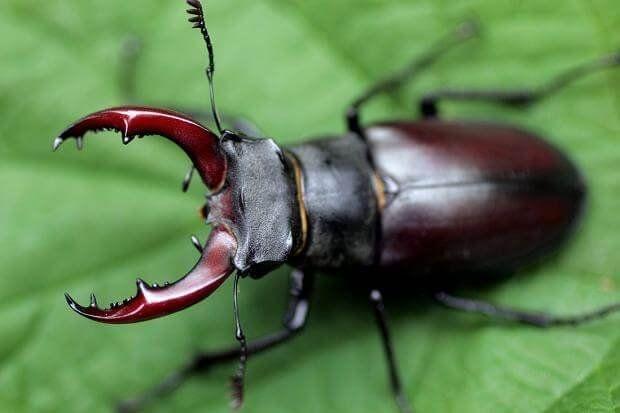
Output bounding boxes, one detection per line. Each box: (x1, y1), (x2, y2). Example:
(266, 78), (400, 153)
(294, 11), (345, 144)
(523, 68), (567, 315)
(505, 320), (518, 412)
(136, 278), (149, 295)
(52, 137), (64, 151)
(90, 293), (98, 308)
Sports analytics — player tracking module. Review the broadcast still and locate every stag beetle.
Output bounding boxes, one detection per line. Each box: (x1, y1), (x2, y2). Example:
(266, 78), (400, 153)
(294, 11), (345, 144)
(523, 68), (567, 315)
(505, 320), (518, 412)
(54, 1), (620, 412)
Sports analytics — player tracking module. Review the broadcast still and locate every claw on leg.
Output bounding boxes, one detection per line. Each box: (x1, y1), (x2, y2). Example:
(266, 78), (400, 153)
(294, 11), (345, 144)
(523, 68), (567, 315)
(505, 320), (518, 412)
(65, 227), (237, 324)
(53, 106), (227, 190)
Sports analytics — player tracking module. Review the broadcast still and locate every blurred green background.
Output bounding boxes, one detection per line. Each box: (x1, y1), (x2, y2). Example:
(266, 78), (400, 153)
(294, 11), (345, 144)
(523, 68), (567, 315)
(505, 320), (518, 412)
(1, 0), (619, 412)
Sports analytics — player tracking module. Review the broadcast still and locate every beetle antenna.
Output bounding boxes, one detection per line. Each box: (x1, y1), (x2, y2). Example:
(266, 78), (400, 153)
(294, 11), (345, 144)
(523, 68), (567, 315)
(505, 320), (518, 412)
(186, 0), (225, 135)
(231, 272), (247, 409)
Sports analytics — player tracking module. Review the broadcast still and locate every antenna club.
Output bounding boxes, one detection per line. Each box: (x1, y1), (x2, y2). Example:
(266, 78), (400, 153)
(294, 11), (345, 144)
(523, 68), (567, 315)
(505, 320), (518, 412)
(186, 0), (224, 135)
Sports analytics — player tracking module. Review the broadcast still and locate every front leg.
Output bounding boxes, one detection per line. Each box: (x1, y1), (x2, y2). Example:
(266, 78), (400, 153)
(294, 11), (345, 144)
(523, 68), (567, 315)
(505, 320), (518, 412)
(118, 269), (313, 413)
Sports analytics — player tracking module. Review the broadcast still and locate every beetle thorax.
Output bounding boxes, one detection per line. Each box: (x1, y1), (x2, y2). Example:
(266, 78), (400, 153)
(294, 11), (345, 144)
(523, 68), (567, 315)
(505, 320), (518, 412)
(205, 134), (302, 278)
(288, 134), (379, 270)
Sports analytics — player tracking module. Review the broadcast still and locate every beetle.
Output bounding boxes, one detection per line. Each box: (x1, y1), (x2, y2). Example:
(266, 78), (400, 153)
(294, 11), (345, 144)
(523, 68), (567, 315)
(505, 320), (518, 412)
(54, 1), (620, 412)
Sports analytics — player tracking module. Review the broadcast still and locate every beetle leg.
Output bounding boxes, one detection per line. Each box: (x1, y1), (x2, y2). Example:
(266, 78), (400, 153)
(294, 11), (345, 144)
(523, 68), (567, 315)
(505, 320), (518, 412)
(435, 291), (620, 327)
(419, 50), (620, 118)
(345, 20), (479, 138)
(370, 290), (413, 413)
(116, 269), (313, 413)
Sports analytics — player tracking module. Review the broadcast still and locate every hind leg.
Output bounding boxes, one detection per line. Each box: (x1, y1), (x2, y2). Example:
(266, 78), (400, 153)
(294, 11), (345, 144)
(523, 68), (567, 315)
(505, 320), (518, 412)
(417, 51), (620, 117)
(435, 291), (620, 327)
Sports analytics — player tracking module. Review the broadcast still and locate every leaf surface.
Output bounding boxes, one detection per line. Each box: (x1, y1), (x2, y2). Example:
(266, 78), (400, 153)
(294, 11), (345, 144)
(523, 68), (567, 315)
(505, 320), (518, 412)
(0, 0), (619, 412)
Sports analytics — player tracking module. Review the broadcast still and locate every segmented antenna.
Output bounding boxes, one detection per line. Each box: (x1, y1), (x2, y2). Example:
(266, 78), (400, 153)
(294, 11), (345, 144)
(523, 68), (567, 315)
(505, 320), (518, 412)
(186, 0), (224, 134)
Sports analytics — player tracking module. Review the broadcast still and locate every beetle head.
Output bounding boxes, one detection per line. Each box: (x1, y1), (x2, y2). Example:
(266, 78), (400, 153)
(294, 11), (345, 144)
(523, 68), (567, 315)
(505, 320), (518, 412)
(55, 0), (303, 325)
(205, 131), (301, 278)
(55, 107), (238, 323)
(55, 108), (302, 324)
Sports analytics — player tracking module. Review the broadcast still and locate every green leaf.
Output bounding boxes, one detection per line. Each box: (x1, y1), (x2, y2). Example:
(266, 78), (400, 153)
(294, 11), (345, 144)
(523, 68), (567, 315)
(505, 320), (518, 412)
(1, 0), (619, 412)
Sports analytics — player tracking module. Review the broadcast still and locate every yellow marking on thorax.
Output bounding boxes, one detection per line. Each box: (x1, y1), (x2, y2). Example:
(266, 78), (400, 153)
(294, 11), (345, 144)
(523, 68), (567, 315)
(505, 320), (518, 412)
(372, 172), (387, 212)
(285, 151), (309, 256)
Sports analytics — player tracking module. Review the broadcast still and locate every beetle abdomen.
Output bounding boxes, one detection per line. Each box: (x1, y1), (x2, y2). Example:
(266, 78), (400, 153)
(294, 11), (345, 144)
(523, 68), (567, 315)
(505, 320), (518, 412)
(368, 120), (586, 275)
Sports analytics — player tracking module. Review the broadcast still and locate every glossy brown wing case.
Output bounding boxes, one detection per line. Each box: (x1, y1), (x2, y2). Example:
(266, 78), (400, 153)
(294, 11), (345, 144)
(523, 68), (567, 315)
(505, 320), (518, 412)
(368, 120), (586, 275)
